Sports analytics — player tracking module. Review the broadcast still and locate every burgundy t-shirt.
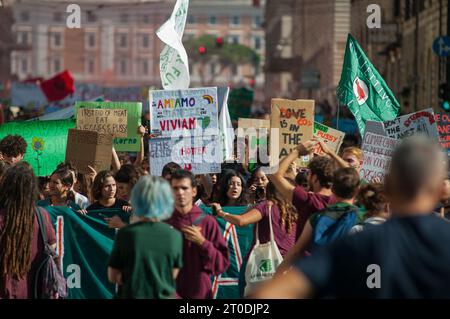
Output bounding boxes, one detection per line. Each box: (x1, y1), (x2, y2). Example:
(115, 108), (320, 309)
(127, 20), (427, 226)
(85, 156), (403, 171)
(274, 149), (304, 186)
(252, 200), (300, 256)
(292, 186), (335, 237)
(0, 207), (56, 299)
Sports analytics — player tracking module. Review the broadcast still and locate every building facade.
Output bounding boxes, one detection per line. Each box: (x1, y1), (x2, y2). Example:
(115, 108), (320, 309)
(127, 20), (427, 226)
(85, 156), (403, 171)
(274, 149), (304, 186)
(9, 0), (264, 102)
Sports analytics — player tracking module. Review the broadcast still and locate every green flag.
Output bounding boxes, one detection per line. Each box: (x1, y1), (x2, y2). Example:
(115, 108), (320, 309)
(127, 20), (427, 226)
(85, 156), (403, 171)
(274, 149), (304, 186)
(337, 34), (400, 135)
(0, 119), (75, 176)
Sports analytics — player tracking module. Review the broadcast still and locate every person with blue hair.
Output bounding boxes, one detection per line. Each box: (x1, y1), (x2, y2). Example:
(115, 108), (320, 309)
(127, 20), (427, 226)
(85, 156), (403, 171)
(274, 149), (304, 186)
(107, 176), (183, 299)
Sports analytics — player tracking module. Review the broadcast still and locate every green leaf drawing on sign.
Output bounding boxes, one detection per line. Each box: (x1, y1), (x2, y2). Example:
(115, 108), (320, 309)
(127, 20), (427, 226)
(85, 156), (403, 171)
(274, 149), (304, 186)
(201, 116), (211, 129)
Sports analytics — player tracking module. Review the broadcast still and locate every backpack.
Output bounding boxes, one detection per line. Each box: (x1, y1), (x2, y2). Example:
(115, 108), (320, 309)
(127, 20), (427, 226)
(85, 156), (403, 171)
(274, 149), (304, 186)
(33, 207), (68, 299)
(312, 203), (361, 247)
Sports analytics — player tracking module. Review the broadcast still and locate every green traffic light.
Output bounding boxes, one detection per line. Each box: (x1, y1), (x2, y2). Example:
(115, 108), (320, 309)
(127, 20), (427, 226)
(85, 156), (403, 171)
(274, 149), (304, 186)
(443, 101), (450, 111)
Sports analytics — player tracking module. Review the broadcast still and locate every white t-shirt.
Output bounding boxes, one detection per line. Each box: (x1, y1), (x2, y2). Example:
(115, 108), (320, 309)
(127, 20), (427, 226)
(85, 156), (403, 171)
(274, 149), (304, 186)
(75, 192), (90, 209)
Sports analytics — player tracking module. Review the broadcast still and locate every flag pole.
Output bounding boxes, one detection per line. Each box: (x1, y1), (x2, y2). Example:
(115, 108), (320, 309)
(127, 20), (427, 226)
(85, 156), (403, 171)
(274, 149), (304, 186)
(336, 95), (340, 130)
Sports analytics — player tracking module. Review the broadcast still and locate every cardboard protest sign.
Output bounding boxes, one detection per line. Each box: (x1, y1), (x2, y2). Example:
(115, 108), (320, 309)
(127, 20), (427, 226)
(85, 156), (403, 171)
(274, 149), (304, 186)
(435, 113), (450, 155)
(149, 87), (219, 138)
(65, 129), (112, 174)
(238, 118), (270, 164)
(270, 99), (314, 166)
(149, 136), (221, 176)
(362, 132), (398, 157)
(313, 122), (345, 155)
(76, 108), (128, 137)
(0, 119), (75, 176)
(383, 108), (439, 141)
(360, 151), (391, 182)
(74, 102), (142, 152)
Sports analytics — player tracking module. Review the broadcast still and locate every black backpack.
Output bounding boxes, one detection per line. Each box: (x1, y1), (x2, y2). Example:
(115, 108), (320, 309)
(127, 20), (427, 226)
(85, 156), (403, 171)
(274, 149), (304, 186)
(33, 207), (68, 299)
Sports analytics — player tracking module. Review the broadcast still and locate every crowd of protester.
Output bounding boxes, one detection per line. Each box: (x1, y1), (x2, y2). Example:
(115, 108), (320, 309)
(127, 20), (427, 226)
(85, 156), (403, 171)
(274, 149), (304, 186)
(1, 126), (450, 299)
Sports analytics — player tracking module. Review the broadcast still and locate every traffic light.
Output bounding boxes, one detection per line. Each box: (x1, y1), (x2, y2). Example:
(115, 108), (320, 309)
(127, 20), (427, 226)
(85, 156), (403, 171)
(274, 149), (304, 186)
(439, 83), (450, 111)
(198, 46), (206, 55)
(216, 37), (223, 48)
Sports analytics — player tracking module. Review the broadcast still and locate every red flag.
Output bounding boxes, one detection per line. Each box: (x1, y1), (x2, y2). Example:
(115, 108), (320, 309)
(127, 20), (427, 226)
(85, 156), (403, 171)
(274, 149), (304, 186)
(40, 70), (75, 102)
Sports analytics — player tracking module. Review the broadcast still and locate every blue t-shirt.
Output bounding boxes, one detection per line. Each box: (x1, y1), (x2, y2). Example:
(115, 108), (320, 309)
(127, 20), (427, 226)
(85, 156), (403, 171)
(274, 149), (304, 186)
(295, 214), (450, 298)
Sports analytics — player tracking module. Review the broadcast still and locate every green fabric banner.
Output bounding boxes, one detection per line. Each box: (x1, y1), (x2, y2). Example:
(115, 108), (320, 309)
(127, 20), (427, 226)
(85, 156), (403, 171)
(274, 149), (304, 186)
(200, 205), (254, 299)
(43, 206), (130, 299)
(0, 119), (75, 176)
(337, 34), (400, 135)
(74, 102), (142, 152)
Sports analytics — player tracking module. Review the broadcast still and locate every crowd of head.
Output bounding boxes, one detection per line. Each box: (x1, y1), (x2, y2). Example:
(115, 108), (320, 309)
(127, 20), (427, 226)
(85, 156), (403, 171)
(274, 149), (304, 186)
(2, 131), (450, 299)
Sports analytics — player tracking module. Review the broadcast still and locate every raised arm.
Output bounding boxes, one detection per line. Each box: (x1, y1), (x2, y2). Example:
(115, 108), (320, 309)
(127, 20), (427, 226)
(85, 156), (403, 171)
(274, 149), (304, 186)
(133, 125), (146, 167)
(111, 146), (121, 172)
(316, 139), (349, 169)
(269, 140), (318, 203)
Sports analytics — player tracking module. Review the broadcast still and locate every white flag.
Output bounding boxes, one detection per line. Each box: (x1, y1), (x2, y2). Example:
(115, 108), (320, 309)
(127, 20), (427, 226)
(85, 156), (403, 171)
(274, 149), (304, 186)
(156, 0), (190, 90)
(218, 87), (235, 161)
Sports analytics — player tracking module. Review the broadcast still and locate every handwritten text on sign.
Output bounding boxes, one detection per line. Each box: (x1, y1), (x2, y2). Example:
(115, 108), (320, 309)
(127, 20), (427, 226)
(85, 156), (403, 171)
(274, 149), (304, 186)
(149, 87), (218, 138)
(313, 122), (345, 155)
(77, 108), (128, 138)
(149, 136), (221, 176)
(270, 99), (314, 166)
(360, 151), (391, 182)
(362, 132), (398, 157)
(435, 113), (450, 153)
(383, 108), (439, 141)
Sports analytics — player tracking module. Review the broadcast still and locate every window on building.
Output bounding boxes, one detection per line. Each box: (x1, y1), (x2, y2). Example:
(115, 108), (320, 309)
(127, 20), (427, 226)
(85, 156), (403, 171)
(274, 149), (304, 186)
(142, 60), (149, 75)
(87, 11), (97, 23)
(253, 15), (261, 28)
(54, 58), (61, 73)
(142, 34), (150, 48)
(21, 58), (28, 73)
(119, 34), (128, 48)
(188, 15), (195, 24)
(142, 14), (150, 24)
(120, 59), (127, 75)
(20, 11), (29, 22)
(230, 15), (240, 26)
(87, 59), (95, 74)
(53, 12), (63, 22)
(18, 32), (29, 45)
(53, 32), (62, 47)
(209, 15), (217, 25)
(405, 0), (412, 20)
(254, 36), (261, 50)
(87, 33), (95, 48)
(229, 35), (240, 45)
(120, 14), (129, 23)
(210, 63), (216, 75)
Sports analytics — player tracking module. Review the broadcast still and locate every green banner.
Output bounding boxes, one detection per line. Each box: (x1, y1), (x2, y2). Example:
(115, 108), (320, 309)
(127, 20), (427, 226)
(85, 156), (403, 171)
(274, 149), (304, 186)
(200, 205), (254, 299)
(337, 34), (400, 135)
(0, 119), (75, 176)
(44, 206), (130, 299)
(74, 102), (142, 152)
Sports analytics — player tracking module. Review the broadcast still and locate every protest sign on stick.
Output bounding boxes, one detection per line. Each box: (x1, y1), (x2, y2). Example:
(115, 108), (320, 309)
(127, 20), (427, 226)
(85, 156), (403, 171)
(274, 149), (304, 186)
(360, 151), (391, 182)
(65, 129), (112, 174)
(313, 122), (345, 155)
(238, 118), (270, 165)
(270, 99), (314, 166)
(77, 108), (128, 137)
(362, 132), (398, 157)
(74, 102), (142, 152)
(149, 87), (219, 138)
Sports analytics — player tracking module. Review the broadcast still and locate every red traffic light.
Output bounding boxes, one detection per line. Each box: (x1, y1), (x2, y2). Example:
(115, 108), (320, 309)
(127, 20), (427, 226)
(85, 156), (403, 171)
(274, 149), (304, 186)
(216, 37), (223, 47)
(198, 46), (206, 54)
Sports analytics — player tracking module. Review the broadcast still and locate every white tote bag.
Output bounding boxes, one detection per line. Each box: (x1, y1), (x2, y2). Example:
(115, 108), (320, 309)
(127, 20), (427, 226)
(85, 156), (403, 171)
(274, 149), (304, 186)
(244, 204), (283, 296)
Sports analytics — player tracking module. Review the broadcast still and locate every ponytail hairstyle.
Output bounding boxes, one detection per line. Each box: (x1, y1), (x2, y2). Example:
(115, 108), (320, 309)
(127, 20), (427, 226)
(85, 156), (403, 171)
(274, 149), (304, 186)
(358, 183), (388, 218)
(265, 181), (298, 233)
